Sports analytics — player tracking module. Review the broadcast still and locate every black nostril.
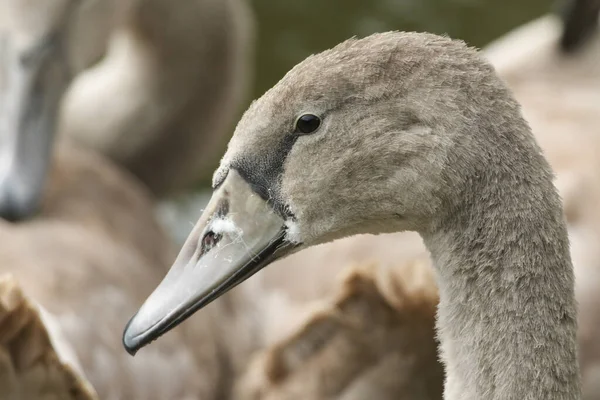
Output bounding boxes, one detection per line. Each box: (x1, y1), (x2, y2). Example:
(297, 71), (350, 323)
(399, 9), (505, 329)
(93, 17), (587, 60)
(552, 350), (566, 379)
(200, 230), (223, 256)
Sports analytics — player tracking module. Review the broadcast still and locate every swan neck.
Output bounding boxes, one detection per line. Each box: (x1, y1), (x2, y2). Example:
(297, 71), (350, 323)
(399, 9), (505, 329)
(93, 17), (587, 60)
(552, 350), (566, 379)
(0, 34), (68, 220)
(423, 173), (581, 399)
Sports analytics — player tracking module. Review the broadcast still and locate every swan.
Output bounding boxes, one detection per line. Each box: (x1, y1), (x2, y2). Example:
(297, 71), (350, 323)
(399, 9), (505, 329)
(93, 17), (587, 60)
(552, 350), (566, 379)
(245, 7), (600, 398)
(124, 31), (581, 399)
(0, 0), (254, 221)
(261, 2), (600, 392)
(250, 7), (600, 400)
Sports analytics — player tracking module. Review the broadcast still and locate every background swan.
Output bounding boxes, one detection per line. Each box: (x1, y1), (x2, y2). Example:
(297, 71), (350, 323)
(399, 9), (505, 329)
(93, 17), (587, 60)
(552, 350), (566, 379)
(0, 1), (296, 398)
(0, 141), (214, 399)
(0, 3), (213, 389)
(0, 0), (254, 222)
(0, 80), (269, 399)
(60, 0), (255, 197)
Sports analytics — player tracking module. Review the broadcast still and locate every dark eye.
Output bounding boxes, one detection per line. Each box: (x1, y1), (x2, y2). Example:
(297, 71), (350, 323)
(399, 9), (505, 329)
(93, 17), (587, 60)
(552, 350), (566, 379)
(295, 114), (321, 134)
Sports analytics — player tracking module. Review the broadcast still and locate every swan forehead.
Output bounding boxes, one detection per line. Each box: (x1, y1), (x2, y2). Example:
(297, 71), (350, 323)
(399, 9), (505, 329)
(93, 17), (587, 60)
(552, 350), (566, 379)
(220, 31), (480, 159)
(217, 34), (417, 169)
(230, 32), (433, 124)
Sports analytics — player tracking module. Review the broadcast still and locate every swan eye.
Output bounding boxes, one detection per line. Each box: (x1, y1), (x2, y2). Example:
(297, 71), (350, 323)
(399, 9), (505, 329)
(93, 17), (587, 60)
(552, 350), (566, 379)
(295, 114), (321, 134)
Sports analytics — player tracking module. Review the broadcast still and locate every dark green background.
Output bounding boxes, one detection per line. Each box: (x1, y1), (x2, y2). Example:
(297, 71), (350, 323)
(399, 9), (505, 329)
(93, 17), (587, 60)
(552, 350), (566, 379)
(249, 0), (555, 99)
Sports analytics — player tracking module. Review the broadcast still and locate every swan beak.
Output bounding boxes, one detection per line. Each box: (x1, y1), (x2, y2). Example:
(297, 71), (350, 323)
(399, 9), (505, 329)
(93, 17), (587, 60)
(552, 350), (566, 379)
(123, 169), (295, 355)
(0, 32), (70, 220)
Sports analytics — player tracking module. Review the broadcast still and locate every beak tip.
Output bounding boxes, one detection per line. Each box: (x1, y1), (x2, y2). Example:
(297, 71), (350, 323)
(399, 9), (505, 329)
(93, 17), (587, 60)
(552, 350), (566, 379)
(0, 184), (39, 222)
(122, 315), (142, 356)
(122, 338), (139, 357)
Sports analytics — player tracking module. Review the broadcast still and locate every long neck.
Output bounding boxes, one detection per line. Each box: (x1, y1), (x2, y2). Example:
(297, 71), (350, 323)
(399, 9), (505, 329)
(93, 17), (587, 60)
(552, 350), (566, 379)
(0, 34), (68, 220)
(422, 158), (581, 399)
